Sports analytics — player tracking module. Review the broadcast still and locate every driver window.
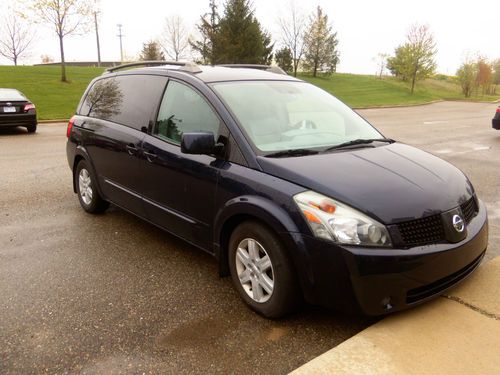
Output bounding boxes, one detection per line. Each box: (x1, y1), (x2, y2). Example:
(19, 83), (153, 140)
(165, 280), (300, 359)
(155, 81), (220, 144)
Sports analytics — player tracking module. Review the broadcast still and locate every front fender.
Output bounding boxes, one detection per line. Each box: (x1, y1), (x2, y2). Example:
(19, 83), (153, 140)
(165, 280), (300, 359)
(213, 195), (314, 290)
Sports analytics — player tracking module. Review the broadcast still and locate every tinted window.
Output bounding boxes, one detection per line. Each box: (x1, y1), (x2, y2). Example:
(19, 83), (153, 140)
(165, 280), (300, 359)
(155, 81), (220, 144)
(80, 75), (167, 130)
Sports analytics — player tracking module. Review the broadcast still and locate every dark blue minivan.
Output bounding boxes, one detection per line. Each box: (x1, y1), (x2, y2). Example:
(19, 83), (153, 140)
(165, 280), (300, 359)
(67, 62), (488, 317)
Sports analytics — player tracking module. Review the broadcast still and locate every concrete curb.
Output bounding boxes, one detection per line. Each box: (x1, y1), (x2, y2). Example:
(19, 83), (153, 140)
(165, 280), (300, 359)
(39, 119), (69, 124)
(291, 256), (500, 374)
(353, 99), (444, 110)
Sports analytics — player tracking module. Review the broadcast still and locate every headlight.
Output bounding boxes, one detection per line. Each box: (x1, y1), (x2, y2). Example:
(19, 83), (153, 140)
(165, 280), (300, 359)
(293, 191), (392, 247)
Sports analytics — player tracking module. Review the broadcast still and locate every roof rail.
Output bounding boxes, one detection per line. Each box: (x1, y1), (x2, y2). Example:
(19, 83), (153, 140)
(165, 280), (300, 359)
(104, 61), (202, 74)
(216, 64), (287, 75)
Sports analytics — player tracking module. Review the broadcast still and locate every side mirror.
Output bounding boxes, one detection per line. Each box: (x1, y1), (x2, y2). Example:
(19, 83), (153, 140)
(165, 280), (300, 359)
(181, 132), (222, 155)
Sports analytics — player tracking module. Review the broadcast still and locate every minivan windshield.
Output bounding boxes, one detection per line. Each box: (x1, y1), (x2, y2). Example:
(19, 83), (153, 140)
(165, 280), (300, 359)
(211, 81), (384, 153)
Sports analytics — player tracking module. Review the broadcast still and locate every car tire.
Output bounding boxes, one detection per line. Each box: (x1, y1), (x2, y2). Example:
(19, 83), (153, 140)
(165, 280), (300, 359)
(26, 124), (37, 133)
(75, 160), (109, 214)
(228, 221), (302, 318)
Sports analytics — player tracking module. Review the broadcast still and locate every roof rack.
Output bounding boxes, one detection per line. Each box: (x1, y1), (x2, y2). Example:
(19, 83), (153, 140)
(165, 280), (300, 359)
(104, 61), (202, 74)
(216, 64), (287, 75)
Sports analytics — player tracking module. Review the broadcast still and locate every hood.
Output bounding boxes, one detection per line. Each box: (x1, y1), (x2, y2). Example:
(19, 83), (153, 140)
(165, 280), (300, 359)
(257, 143), (474, 224)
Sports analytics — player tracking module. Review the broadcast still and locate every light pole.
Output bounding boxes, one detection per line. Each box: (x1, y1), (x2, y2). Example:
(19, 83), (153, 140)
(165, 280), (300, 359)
(117, 24), (124, 63)
(94, 11), (101, 67)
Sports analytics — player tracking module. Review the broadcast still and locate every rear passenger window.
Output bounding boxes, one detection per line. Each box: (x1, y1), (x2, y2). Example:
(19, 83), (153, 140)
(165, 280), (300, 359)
(80, 75), (167, 130)
(155, 81), (220, 144)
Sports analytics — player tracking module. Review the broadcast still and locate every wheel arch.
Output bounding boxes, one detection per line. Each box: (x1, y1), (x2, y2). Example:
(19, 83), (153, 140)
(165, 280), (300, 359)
(214, 196), (312, 291)
(71, 146), (104, 198)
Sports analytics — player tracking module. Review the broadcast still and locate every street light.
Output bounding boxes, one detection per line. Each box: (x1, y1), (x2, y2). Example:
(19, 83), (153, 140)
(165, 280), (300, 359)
(117, 24), (124, 63)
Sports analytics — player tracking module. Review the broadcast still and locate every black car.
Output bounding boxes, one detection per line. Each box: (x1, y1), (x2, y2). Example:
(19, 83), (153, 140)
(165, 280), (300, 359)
(493, 106), (500, 129)
(0, 88), (37, 133)
(66, 62), (488, 318)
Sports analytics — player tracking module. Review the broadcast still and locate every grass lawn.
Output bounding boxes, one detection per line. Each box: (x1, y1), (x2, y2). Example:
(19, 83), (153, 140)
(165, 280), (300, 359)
(0, 66), (104, 120)
(0, 65), (498, 120)
(299, 73), (500, 108)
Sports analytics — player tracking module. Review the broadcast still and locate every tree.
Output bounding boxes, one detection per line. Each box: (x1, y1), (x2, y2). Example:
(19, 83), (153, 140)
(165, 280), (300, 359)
(190, 0), (220, 64)
(0, 11), (34, 65)
(373, 53), (389, 79)
(41, 54), (54, 63)
(302, 6), (339, 77)
(492, 59), (500, 94)
(476, 58), (493, 95)
(277, 0), (305, 76)
(275, 47), (293, 73)
(214, 0), (273, 64)
(387, 24), (436, 94)
(24, 0), (92, 82)
(139, 41), (165, 61)
(161, 15), (190, 61)
(456, 60), (478, 98)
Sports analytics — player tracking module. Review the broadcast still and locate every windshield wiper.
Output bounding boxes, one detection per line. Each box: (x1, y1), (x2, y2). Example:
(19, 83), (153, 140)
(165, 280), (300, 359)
(324, 138), (395, 152)
(265, 148), (319, 158)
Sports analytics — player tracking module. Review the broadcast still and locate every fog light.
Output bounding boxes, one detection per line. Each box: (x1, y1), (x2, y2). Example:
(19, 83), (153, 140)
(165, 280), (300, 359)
(381, 296), (393, 311)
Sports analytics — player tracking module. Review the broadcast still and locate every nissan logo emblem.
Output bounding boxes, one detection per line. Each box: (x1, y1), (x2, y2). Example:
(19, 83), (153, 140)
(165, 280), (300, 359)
(452, 214), (465, 233)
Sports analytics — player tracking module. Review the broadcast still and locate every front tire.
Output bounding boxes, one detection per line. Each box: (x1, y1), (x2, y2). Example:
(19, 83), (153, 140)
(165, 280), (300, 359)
(75, 160), (109, 214)
(229, 221), (301, 318)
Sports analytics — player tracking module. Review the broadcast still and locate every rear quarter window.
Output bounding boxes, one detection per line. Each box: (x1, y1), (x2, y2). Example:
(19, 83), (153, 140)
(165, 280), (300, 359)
(79, 74), (167, 130)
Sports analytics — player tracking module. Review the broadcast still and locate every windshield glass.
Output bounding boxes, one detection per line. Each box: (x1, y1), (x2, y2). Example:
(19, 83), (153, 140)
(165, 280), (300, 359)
(0, 89), (26, 101)
(211, 81), (383, 153)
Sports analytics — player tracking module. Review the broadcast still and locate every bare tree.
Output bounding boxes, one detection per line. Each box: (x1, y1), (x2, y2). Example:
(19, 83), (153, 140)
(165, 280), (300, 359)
(373, 53), (389, 79)
(24, 0), (92, 81)
(0, 12), (34, 65)
(161, 15), (190, 61)
(277, 0), (305, 77)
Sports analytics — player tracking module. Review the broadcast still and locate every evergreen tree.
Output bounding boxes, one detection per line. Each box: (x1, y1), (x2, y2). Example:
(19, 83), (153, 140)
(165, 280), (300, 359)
(214, 0), (273, 64)
(275, 47), (293, 73)
(139, 41), (165, 61)
(190, 0), (220, 64)
(302, 6), (339, 77)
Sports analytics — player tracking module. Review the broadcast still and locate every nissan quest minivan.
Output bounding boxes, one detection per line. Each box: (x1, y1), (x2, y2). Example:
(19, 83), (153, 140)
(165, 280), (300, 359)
(66, 62), (488, 318)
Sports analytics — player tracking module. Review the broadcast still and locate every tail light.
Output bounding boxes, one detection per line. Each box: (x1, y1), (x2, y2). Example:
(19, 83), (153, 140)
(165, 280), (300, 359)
(496, 107), (500, 113)
(67, 116), (75, 138)
(24, 103), (35, 111)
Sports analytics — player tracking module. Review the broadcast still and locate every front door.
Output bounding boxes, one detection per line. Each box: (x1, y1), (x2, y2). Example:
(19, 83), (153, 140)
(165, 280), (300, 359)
(140, 80), (223, 250)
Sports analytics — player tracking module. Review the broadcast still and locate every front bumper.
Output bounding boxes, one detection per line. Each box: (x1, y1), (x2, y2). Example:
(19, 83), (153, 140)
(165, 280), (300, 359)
(0, 112), (37, 127)
(294, 199), (488, 316)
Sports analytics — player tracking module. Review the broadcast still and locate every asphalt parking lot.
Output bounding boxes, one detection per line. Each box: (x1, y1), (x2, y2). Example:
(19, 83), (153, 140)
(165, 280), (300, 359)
(1, 101), (498, 374)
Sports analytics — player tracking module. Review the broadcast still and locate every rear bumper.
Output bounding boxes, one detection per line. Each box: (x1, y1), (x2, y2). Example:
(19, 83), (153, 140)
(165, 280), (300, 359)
(294, 199), (488, 316)
(0, 112), (37, 127)
(493, 118), (500, 130)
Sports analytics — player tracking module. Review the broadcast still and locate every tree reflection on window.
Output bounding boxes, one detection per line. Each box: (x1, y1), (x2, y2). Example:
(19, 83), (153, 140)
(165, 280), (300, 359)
(85, 79), (124, 119)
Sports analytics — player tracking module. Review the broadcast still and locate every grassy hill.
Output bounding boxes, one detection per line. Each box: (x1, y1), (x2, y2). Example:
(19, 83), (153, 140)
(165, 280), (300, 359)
(299, 73), (500, 108)
(0, 66), (498, 120)
(0, 66), (103, 120)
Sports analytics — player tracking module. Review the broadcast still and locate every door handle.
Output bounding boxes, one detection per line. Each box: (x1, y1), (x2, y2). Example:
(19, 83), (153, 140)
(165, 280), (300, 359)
(143, 150), (158, 162)
(126, 144), (138, 155)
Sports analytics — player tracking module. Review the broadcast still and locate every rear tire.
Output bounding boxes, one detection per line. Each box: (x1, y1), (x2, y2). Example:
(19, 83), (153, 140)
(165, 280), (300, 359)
(75, 160), (109, 214)
(228, 221), (302, 318)
(26, 124), (37, 133)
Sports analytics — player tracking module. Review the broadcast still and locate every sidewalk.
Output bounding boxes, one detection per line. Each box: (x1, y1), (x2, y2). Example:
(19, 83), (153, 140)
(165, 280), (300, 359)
(291, 256), (500, 375)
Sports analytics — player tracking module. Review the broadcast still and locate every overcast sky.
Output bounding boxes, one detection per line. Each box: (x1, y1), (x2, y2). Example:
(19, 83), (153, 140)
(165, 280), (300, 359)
(2, 0), (499, 74)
